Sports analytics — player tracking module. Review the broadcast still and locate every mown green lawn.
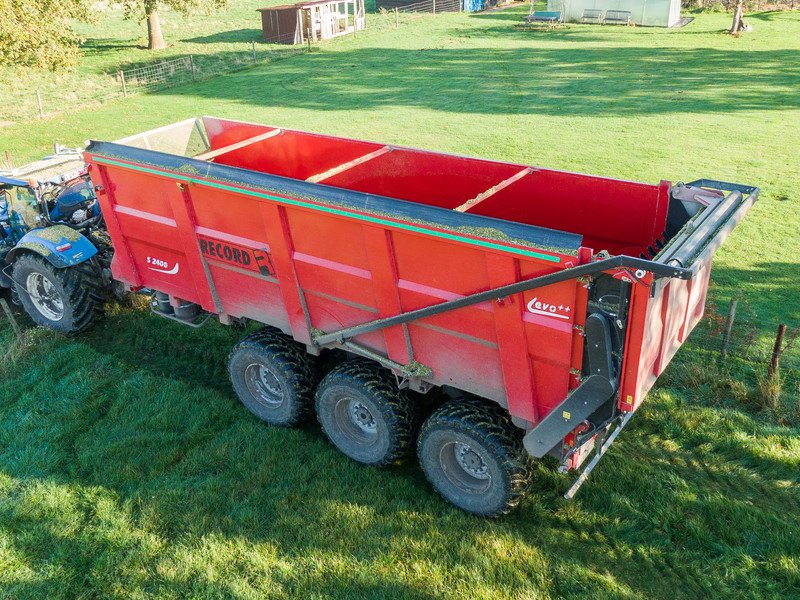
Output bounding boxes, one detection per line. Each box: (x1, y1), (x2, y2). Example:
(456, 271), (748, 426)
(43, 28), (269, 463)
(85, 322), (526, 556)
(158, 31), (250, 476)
(1, 7), (799, 599)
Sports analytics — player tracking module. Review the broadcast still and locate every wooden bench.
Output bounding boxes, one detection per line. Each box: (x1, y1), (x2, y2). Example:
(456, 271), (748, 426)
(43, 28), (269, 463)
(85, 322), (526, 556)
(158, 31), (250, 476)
(580, 8), (603, 23)
(604, 10), (632, 25)
(524, 10), (562, 28)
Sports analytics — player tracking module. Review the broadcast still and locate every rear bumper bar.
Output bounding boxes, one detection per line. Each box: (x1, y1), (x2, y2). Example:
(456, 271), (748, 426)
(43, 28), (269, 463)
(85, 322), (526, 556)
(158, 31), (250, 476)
(656, 180), (759, 271)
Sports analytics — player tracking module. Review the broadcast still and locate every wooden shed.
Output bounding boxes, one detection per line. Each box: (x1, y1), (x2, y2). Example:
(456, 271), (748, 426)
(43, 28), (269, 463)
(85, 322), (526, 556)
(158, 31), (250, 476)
(258, 5), (305, 45)
(258, 0), (365, 45)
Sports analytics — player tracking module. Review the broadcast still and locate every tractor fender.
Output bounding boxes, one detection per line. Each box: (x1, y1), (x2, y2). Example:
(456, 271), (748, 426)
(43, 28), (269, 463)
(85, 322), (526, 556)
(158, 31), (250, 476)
(6, 225), (98, 270)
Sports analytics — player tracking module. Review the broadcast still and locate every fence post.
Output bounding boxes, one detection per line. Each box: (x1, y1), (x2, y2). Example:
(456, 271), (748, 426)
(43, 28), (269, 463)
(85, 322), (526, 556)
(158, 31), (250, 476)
(720, 299), (738, 361)
(119, 70), (128, 98)
(36, 89), (44, 119)
(395, 7), (399, 27)
(433, 0), (436, 14)
(252, 41), (257, 61)
(4, 150), (12, 170)
(189, 55), (196, 80)
(768, 324), (787, 376)
(0, 298), (22, 340)
(307, 31), (312, 52)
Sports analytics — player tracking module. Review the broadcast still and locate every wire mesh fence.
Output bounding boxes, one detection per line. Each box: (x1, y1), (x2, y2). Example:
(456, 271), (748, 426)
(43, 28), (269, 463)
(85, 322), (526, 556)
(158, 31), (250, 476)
(120, 56), (195, 94)
(681, 298), (800, 378)
(379, 0), (463, 13)
(2, 39), (312, 125)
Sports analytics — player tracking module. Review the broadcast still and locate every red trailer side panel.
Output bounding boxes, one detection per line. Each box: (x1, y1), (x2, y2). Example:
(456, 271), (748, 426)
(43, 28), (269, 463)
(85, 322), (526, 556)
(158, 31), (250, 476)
(87, 150), (585, 424)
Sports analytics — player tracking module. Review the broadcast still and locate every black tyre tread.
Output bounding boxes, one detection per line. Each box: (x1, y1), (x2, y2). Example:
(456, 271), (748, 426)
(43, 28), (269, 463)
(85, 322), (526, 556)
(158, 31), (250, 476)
(315, 359), (418, 467)
(418, 397), (533, 517)
(227, 327), (317, 426)
(13, 253), (103, 333)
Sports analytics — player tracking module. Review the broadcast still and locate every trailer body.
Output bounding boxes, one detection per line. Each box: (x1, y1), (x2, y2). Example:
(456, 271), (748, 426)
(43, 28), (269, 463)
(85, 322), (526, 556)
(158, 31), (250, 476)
(83, 117), (757, 488)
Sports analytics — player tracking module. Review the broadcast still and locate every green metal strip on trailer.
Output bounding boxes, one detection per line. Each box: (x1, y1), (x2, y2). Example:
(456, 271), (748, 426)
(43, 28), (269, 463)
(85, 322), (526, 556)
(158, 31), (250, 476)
(92, 155), (564, 263)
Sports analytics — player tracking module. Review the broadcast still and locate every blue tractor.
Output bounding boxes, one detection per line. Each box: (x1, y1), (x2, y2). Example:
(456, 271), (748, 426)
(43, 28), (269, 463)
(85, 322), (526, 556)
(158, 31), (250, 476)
(0, 149), (114, 333)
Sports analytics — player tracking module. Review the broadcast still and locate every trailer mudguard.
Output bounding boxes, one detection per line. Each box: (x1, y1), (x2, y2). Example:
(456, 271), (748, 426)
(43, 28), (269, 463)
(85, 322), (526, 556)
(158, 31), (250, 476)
(523, 376), (615, 458)
(6, 225), (98, 269)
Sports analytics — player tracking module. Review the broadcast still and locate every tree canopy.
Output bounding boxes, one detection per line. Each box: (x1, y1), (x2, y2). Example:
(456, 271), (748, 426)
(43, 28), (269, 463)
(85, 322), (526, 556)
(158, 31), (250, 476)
(0, 0), (228, 70)
(0, 0), (92, 70)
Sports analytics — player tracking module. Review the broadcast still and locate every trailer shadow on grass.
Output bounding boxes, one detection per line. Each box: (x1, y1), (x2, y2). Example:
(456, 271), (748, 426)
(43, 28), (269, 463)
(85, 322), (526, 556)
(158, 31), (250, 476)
(161, 43), (800, 118)
(1, 383), (798, 597)
(2, 307), (800, 597)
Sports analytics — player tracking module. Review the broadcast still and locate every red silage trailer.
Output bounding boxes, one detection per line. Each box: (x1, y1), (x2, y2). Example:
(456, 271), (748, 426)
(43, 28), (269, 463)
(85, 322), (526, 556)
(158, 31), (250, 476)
(83, 117), (757, 515)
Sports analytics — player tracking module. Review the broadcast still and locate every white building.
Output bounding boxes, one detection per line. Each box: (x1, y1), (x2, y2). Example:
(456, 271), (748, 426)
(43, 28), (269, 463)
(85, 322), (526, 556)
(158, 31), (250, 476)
(547, 0), (682, 27)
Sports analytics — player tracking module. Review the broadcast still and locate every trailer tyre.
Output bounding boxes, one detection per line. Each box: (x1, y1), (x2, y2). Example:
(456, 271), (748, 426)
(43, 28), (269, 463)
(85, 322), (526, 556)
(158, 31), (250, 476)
(228, 329), (317, 427)
(12, 253), (103, 334)
(315, 360), (417, 467)
(417, 398), (532, 517)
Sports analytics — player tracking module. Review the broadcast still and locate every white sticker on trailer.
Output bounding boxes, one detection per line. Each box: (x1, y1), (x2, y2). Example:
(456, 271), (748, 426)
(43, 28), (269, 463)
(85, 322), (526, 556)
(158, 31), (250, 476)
(147, 256), (180, 275)
(527, 297), (571, 320)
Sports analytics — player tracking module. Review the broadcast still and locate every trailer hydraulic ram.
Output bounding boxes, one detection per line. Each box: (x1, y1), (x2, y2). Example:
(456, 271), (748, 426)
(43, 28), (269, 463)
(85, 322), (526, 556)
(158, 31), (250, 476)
(83, 117), (758, 515)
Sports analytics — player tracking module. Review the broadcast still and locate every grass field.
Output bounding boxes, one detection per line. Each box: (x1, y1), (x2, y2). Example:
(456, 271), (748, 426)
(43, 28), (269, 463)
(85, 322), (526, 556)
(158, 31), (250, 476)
(1, 6), (800, 599)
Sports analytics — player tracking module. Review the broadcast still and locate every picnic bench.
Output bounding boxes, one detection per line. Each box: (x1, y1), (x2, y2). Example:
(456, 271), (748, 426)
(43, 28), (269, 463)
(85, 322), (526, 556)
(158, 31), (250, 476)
(524, 10), (562, 28)
(604, 9), (632, 25)
(580, 8), (603, 23)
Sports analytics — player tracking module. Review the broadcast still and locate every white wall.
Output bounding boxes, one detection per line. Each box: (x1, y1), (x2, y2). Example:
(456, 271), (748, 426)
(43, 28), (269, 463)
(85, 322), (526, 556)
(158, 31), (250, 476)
(546, 0), (681, 27)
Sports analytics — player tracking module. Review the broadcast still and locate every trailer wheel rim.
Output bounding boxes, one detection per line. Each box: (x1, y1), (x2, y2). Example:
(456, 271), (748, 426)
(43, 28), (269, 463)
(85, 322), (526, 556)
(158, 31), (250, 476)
(244, 363), (284, 408)
(440, 441), (492, 494)
(25, 272), (64, 321)
(335, 397), (378, 445)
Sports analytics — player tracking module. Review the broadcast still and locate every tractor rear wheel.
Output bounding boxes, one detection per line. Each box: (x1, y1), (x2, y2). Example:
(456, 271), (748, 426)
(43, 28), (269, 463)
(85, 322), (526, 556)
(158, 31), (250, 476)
(228, 328), (318, 427)
(417, 397), (533, 517)
(315, 360), (417, 467)
(12, 254), (103, 334)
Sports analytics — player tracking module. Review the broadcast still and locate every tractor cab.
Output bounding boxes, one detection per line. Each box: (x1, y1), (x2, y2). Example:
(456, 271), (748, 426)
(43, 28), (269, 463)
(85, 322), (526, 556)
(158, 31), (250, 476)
(0, 149), (102, 257)
(0, 176), (40, 248)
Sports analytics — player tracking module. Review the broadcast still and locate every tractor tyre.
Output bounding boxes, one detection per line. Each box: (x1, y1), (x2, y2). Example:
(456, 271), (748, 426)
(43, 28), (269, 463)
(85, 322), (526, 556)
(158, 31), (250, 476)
(12, 253), (103, 334)
(315, 359), (418, 467)
(417, 397), (533, 517)
(228, 328), (318, 427)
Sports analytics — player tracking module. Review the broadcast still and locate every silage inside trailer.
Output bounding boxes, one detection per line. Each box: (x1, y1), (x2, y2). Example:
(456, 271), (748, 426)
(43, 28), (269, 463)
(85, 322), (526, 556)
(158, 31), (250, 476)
(105, 116), (671, 260)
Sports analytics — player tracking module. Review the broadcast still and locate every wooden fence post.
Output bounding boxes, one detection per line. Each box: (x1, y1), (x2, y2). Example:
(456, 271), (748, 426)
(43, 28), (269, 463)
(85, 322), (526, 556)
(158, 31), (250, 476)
(768, 324), (787, 376)
(433, 0), (436, 14)
(720, 299), (737, 360)
(395, 7), (399, 27)
(189, 55), (196, 80)
(0, 298), (22, 340)
(36, 89), (44, 119)
(252, 41), (257, 61)
(119, 70), (128, 98)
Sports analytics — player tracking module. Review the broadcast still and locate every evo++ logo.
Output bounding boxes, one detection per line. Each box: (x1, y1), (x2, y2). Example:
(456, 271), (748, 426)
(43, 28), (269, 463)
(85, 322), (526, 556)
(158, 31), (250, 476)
(147, 256), (179, 275)
(527, 297), (571, 320)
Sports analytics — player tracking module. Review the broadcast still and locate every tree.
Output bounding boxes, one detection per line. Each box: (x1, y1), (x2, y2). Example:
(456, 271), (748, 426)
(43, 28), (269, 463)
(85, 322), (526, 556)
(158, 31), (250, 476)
(729, 0), (745, 33)
(0, 0), (92, 70)
(123, 0), (227, 50)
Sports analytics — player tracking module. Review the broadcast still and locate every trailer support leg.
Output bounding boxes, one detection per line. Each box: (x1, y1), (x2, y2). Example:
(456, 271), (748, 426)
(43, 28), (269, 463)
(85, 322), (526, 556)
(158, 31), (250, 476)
(563, 411), (634, 500)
